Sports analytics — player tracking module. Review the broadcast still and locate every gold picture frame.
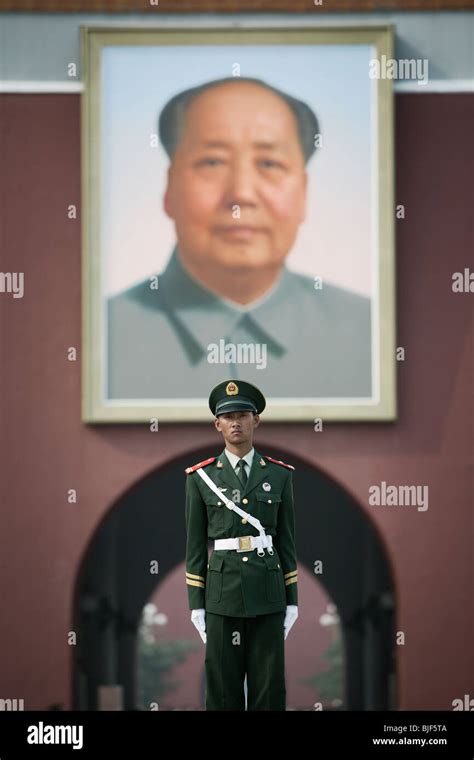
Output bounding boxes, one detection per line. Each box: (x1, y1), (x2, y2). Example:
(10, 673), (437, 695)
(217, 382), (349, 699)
(81, 25), (396, 423)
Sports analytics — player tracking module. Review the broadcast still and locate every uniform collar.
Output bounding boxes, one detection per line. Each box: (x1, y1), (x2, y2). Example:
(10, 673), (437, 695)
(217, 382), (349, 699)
(216, 447), (269, 497)
(224, 446), (255, 470)
(157, 245), (297, 363)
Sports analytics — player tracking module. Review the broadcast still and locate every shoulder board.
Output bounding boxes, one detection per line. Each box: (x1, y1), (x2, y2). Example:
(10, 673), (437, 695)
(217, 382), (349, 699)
(263, 455), (295, 471)
(184, 456), (216, 474)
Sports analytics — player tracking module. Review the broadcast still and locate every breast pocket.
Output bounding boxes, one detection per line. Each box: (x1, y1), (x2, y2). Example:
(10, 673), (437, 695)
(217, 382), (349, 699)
(255, 492), (281, 529)
(202, 493), (225, 531)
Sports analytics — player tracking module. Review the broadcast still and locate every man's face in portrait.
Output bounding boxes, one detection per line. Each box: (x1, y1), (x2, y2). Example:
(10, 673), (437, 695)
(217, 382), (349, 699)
(214, 410), (260, 448)
(164, 81), (308, 278)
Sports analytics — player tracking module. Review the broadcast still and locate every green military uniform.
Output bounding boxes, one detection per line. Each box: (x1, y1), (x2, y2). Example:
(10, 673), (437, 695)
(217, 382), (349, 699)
(184, 380), (298, 710)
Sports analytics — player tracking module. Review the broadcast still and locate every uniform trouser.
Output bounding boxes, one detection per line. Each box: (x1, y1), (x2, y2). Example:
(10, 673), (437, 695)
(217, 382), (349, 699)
(204, 610), (286, 710)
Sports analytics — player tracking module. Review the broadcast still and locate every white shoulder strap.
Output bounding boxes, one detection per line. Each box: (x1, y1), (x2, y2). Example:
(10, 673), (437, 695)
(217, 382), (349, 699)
(195, 467), (265, 536)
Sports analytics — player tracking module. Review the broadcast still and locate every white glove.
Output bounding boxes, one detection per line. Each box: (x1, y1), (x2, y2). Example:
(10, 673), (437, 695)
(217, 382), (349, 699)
(284, 605), (298, 640)
(191, 608), (206, 644)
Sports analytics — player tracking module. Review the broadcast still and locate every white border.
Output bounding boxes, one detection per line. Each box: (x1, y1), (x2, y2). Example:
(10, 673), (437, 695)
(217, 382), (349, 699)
(1, 79), (472, 93)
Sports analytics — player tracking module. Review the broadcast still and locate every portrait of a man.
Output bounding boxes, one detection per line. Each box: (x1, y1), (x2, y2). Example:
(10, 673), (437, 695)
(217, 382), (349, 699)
(81, 27), (395, 422)
(107, 75), (372, 401)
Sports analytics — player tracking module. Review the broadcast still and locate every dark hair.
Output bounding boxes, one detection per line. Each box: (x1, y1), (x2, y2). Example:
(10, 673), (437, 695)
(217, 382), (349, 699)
(158, 76), (320, 165)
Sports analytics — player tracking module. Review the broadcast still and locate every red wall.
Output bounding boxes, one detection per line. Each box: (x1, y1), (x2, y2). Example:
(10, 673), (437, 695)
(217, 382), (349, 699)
(0, 93), (472, 709)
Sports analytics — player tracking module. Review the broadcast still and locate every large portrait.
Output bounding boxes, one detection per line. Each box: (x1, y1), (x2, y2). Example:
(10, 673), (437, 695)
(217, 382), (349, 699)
(81, 26), (396, 422)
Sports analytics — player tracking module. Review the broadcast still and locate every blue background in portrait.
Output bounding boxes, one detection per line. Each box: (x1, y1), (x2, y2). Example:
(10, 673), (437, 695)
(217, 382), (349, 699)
(101, 44), (373, 297)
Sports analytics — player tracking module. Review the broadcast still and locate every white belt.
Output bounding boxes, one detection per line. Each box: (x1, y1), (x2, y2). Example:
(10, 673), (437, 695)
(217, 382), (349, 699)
(215, 535), (273, 553)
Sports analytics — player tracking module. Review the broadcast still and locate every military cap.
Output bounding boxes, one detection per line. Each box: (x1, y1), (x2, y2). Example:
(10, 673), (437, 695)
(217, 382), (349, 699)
(208, 380), (266, 417)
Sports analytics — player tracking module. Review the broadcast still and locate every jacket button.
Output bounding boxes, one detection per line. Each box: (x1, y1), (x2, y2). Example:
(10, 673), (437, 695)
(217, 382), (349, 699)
(242, 556), (248, 562)
(242, 498), (248, 504)
(241, 518), (247, 524)
(277, 564), (280, 568)
(217, 501), (222, 505)
(268, 499), (272, 503)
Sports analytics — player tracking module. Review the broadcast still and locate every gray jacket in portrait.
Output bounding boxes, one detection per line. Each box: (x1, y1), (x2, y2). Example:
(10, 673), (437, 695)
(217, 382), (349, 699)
(106, 246), (372, 399)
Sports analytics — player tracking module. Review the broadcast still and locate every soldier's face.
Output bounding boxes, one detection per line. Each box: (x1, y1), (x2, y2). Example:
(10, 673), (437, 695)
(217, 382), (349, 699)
(214, 411), (260, 446)
(164, 82), (308, 272)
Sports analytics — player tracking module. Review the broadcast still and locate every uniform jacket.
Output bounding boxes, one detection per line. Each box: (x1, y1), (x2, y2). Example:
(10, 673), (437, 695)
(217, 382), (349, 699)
(185, 448), (298, 617)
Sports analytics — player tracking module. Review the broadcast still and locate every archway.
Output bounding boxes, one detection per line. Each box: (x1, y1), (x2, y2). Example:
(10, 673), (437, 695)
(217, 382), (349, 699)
(72, 446), (396, 710)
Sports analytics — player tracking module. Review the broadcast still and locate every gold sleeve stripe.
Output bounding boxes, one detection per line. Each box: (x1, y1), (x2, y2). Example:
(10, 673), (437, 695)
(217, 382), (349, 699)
(186, 572), (205, 581)
(186, 579), (205, 589)
(284, 570), (298, 579)
(285, 577), (298, 586)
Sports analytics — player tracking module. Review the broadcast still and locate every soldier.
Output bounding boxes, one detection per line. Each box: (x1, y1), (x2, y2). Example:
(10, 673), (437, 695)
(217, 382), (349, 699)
(184, 379), (299, 710)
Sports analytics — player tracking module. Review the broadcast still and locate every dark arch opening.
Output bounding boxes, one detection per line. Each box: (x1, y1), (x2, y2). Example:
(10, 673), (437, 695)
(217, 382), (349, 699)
(72, 444), (397, 710)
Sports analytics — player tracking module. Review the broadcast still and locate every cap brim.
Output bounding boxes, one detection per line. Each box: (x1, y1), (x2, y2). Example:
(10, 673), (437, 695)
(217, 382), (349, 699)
(215, 399), (257, 415)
